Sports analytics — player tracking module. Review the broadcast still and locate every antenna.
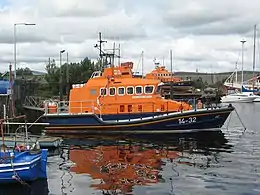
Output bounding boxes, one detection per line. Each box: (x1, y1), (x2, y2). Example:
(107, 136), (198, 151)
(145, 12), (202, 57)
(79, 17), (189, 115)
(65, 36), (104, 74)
(118, 43), (121, 66)
(141, 51), (144, 78)
(94, 32), (107, 70)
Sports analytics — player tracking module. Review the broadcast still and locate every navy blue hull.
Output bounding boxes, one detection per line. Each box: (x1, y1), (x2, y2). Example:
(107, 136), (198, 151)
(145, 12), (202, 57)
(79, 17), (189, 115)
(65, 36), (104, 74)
(43, 106), (234, 135)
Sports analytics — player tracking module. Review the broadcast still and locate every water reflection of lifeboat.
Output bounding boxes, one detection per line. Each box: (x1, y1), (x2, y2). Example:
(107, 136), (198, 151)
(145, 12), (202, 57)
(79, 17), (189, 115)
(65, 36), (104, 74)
(69, 145), (178, 193)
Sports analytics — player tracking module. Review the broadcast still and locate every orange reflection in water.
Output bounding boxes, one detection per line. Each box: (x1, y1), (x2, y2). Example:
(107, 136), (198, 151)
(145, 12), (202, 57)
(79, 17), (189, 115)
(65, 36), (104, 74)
(70, 145), (179, 193)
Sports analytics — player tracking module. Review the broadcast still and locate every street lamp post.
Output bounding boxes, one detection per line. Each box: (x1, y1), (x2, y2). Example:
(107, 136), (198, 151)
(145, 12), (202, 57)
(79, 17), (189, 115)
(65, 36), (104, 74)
(60, 50), (65, 101)
(66, 52), (69, 100)
(14, 23), (36, 79)
(240, 40), (246, 85)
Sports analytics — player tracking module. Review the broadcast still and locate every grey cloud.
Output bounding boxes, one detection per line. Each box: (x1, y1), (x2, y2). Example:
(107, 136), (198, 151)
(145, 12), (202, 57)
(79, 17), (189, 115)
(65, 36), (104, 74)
(161, 0), (260, 36)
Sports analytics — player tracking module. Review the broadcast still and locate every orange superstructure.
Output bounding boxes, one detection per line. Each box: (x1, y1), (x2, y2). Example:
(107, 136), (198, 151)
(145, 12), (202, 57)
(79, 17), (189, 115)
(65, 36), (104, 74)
(145, 65), (182, 83)
(68, 62), (192, 115)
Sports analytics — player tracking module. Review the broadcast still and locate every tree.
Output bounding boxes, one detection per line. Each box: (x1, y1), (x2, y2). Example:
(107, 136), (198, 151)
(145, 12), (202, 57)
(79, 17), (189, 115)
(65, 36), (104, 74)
(193, 77), (206, 89)
(16, 67), (33, 76)
(44, 57), (100, 96)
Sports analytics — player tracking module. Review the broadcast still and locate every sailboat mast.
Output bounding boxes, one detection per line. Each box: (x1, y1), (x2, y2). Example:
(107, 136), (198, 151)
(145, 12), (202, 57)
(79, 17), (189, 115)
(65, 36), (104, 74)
(241, 40), (246, 85)
(253, 25), (257, 86)
(170, 49), (173, 100)
(141, 51), (144, 78)
(235, 62), (238, 83)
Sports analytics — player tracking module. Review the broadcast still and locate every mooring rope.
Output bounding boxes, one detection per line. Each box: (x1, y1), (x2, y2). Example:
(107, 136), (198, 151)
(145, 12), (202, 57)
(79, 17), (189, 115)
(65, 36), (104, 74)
(234, 108), (247, 131)
(10, 158), (31, 188)
(28, 115), (42, 129)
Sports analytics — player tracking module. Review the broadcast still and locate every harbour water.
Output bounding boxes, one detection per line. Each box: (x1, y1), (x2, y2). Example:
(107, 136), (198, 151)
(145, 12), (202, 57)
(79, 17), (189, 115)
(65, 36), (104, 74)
(1, 103), (260, 195)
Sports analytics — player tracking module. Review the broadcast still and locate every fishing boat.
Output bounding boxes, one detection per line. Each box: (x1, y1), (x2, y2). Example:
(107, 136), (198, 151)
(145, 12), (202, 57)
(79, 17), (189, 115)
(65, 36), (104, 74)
(0, 117), (48, 184)
(41, 33), (234, 135)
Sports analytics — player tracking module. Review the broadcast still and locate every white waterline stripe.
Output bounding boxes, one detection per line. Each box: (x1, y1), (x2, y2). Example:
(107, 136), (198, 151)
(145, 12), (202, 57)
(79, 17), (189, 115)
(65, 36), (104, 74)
(0, 156), (41, 168)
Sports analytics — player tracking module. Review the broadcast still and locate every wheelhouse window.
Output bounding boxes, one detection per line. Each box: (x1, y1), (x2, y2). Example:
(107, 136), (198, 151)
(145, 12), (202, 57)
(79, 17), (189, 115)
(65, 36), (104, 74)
(145, 85), (154, 94)
(109, 87), (116, 96)
(156, 85), (162, 94)
(135, 86), (142, 94)
(118, 87), (125, 96)
(100, 88), (107, 96)
(127, 87), (134, 95)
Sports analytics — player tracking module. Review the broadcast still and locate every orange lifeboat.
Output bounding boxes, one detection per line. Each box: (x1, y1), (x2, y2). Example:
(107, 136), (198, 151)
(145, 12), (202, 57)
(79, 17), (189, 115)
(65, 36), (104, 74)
(42, 34), (234, 134)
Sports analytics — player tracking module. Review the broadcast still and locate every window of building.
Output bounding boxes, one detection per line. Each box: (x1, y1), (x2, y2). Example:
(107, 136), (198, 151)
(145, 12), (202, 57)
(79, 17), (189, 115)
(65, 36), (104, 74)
(100, 88), (107, 96)
(135, 86), (142, 94)
(118, 87), (125, 95)
(109, 87), (116, 96)
(127, 87), (134, 95)
(145, 85), (154, 94)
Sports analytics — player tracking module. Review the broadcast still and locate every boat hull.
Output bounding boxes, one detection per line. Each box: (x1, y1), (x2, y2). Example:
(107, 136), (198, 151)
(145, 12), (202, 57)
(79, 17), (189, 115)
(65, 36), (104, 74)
(42, 106), (234, 135)
(221, 96), (256, 103)
(0, 149), (48, 183)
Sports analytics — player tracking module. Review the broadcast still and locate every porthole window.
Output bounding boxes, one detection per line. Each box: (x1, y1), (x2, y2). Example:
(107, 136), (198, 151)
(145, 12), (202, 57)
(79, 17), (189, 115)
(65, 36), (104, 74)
(109, 87), (116, 96)
(135, 86), (142, 94)
(100, 88), (107, 96)
(127, 87), (134, 95)
(118, 87), (125, 95)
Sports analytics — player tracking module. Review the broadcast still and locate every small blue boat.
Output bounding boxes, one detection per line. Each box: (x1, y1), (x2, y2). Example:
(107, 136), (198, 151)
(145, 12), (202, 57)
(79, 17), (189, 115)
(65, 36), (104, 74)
(0, 115), (48, 184)
(0, 149), (48, 183)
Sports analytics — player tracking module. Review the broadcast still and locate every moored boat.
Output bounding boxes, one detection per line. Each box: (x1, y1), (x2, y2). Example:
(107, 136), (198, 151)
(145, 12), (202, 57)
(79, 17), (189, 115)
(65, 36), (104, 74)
(145, 62), (193, 92)
(41, 35), (234, 135)
(0, 117), (48, 184)
(220, 92), (256, 103)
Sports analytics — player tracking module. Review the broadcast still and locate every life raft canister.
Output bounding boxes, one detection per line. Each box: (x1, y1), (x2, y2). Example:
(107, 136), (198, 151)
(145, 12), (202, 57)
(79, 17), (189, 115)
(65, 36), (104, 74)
(47, 102), (58, 113)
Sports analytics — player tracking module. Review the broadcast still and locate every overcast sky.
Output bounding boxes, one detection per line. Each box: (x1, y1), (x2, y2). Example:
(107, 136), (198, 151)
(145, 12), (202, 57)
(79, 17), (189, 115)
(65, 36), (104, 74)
(0, 0), (260, 74)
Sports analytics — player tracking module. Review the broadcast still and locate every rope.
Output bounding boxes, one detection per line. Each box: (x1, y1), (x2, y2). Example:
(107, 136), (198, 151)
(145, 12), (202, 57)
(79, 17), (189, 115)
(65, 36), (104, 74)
(234, 108), (246, 131)
(10, 158), (31, 188)
(225, 112), (232, 133)
(28, 115), (42, 129)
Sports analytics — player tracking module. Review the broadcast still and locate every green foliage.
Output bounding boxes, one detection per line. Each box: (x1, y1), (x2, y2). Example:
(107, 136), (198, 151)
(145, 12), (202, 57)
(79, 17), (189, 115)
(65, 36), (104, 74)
(44, 57), (100, 96)
(16, 67), (33, 76)
(193, 77), (206, 89)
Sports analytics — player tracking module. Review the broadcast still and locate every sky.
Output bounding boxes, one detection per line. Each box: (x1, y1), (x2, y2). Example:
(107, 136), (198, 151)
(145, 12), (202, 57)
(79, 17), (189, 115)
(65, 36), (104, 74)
(0, 0), (260, 74)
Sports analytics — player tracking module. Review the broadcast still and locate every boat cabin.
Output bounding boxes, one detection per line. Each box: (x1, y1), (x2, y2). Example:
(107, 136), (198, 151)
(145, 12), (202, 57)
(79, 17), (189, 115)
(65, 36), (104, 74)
(68, 62), (192, 115)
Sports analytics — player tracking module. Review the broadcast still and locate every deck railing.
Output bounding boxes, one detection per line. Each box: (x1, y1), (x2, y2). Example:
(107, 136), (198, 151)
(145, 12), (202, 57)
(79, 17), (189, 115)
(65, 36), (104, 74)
(43, 100), (98, 115)
(43, 98), (223, 119)
(23, 96), (47, 109)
